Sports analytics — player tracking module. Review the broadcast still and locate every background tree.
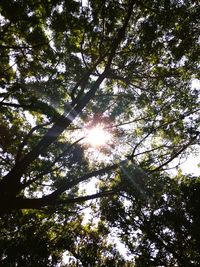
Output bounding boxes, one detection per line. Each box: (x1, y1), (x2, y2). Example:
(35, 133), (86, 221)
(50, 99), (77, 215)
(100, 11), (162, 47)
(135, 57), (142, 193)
(100, 169), (200, 266)
(0, 0), (199, 265)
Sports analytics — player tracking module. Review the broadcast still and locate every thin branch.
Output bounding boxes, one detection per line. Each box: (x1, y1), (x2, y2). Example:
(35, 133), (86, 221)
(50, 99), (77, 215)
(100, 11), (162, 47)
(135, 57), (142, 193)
(129, 108), (200, 160)
(46, 160), (127, 200)
(15, 123), (51, 163)
(80, 31), (90, 70)
(0, 102), (30, 108)
(133, 144), (174, 158)
(20, 137), (85, 189)
(106, 0), (134, 68)
(130, 129), (155, 160)
(0, 60), (17, 77)
(151, 134), (199, 173)
(56, 190), (117, 205)
(106, 116), (147, 129)
(71, 52), (108, 104)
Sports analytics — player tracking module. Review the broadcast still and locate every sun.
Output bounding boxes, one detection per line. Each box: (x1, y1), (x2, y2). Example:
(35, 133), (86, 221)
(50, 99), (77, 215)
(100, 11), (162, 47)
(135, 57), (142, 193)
(85, 124), (112, 147)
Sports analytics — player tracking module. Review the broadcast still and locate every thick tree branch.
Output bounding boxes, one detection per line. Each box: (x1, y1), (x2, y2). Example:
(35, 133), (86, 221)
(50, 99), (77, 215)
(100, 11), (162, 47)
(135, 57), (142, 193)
(0, 190), (117, 213)
(0, 1), (134, 198)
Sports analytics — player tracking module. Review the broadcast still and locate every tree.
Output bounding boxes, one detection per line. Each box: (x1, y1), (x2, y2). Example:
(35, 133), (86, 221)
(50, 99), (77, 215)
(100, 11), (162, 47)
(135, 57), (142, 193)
(100, 170), (200, 266)
(0, 0), (199, 265)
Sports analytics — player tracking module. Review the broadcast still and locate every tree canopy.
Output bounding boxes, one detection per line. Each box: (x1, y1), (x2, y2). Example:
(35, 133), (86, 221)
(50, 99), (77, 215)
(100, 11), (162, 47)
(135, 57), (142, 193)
(0, 0), (199, 266)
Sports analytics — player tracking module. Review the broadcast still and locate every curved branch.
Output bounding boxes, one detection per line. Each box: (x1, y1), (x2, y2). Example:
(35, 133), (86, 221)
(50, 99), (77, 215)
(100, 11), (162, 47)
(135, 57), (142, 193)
(15, 123), (51, 163)
(151, 134), (199, 173)
(20, 137), (85, 189)
(0, 190), (118, 213)
(46, 160), (127, 199)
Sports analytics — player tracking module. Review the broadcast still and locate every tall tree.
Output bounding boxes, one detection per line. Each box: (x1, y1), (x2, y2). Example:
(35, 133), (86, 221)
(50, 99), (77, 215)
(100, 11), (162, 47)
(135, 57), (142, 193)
(0, 0), (199, 265)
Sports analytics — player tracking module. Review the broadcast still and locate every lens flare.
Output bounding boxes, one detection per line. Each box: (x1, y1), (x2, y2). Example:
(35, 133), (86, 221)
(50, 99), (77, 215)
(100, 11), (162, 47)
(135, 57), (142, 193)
(86, 124), (112, 147)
